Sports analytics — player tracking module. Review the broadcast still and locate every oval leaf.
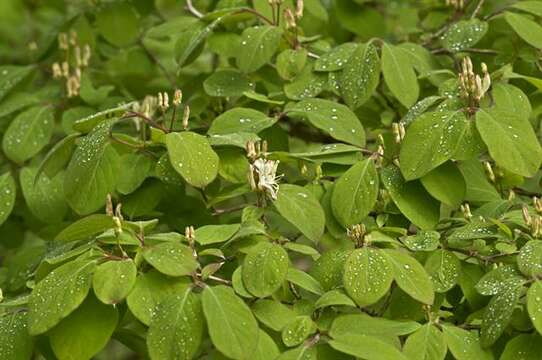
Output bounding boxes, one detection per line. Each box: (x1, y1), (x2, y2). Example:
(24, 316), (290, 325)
(202, 285), (259, 359)
(242, 242), (289, 298)
(331, 158), (379, 227)
(274, 184), (325, 243)
(166, 131), (219, 188)
(343, 247), (393, 307)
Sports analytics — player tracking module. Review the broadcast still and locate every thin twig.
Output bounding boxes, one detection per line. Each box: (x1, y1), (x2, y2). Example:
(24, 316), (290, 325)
(139, 39), (176, 87)
(124, 111), (170, 133)
(207, 275), (231, 285)
(186, 0), (203, 18)
(471, 0), (485, 19)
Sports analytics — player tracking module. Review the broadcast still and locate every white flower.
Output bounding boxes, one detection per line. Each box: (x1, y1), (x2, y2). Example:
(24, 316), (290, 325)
(250, 158), (282, 200)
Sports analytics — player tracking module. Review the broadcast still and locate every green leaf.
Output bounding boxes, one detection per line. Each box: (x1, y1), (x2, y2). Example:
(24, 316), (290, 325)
(403, 96), (443, 125)
(420, 162), (466, 207)
(92, 259), (137, 304)
(284, 65), (327, 100)
(512, 1), (542, 16)
(276, 48), (307, 80)
(527, 281), (542, 335)
(382, 42), (419, 108)
(126, 270), (191, 325)
(331, 158), (379, 227)
(505, 11), (542, 48)
(274, 184), (325, 243)
(458, 159), (501, 203)
(339, 42), (380, 109)
(314, 43), (357, 72)
(64, 119), (120, 214)
(485, 83), (531, 120)
(2, 106), (54, 163)
(442, 325), (493, 360)
(310, 249), (350, 291)
(289, 98), (365, 147)
(441, 19), (488, 52)
(315, 289), (357, 309)
(381, 166), (440, 229)
(286, 268), (324, 295)
(49, 295), (118, 360)
(329, 333), (409, 360)
(458, 263), (486, 309)
(209, 108), (276, 135)
(143, 241), (198, 277)
(0, 65), (34, 101)
(242, 242), (289, 297)
(243, 90), (284, 105)
(384, 249), (434, 304)
(79, 73), (114, 106)
(194, 223), (240, 245)
(282, 316), (316, 347)
(518, 240), (542, 277)
(202, 285), (259, 360)
(20, 167), (67, 223)
(475, 265), (524, 296)
(0, 172), (16, 226)
(424, 249), (461, 293)
(330, 313), (421, 338)
(204, 70), (254, 97)
(333, 0), (385, 38)
(237, 25), (283, 73)
(403, 230), (440, 252)
(28, 258), (97, 335)
(147, 289), (204, 360)
(403, 324), (447, 360)
(475, 109), (542, 177)
(72, 103), (134, 133)
(36, 133), (78, 180)
(0, 312), (33, 360)
(95, 2), (139, 47)
(253, 330), (280, 360)
(252, 299), (296, 331)
(55, 214), (114, 242)
(277, 345), (317, 360)
(343, 247), (393, 306)
(116, 153), (154, 195)
(500, 333), (542, 360)
(166, 131), (219, 188)
(480, 281), (523, 347)
(400, 111), (472, 180)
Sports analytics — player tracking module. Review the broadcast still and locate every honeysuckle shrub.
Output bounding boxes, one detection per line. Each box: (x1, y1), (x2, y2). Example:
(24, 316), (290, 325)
(1, 0), (542, 359)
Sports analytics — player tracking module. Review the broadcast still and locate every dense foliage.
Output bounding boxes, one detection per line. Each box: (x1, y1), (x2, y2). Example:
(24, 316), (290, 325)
(1, 0), (542, 359)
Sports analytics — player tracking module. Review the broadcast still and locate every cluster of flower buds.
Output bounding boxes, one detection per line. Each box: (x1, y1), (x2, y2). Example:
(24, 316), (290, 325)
(136, 95), (159, 119)
(246, 141), (283, 200)
(524, 198), (542, 237)
(106, 194), (124, 236)
(155, 89), (188, 129)
(158, 92), (169, 111)
(459, 57), (491, 109)
(184, 225), (198, 257)
(52, 31), (91, 98)
(392, 122), (406, 144)
(283, 0), (304, 28)
(460, 203), (473, 220)
(446, 0), (464, 10)
(347, 224), (368, 247)
(483, 161), (496, 183)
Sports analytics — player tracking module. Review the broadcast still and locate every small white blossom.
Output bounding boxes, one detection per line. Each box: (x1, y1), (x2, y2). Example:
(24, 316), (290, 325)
(251, 158), (282, 200)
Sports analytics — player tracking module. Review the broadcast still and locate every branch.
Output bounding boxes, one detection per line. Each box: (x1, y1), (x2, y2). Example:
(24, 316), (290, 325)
(471, 0), (485, 19)
(186, 0), (203, 18)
